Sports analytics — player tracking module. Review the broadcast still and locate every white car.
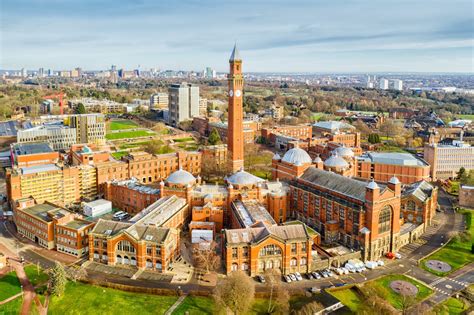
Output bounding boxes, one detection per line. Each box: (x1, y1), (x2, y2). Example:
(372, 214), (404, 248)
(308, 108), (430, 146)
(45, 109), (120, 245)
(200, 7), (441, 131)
(335, 268), (344, 275)
(294, 272), (303, 281)
(395, 253), (402, 259)
(341, 267), (349, 274)
(284, 275), (292, 283)
(377, 260), (385, 266)
(289, 274), (297, 281)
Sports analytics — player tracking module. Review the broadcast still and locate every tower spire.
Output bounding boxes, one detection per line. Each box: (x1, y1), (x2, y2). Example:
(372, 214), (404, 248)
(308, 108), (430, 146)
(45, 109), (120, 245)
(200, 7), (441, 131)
(229, 43), (241, 62)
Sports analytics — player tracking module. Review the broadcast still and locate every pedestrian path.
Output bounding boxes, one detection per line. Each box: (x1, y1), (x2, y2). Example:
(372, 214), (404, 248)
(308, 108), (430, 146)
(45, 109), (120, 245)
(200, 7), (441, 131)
(164, 294), (188, 315)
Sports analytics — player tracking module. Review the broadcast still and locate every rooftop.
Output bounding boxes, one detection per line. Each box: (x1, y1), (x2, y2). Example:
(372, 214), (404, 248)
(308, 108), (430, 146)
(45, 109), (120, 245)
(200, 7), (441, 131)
(0, 120), (20, 136)
(84, 199), (112, 208)
(20, 164), (60, 175)
(129, 196), (186, 226)
(225, 224), (309, 245)
(358, 152), (429, 166)
(12, 142), (54, 156)
(18, 203), (61, 222)
(232, 200), (276, 228)
(313, 121), (355, 132)
(59, 218), (92, 230)
(402, 180), (435, 202)
(110, 178), (160, 195)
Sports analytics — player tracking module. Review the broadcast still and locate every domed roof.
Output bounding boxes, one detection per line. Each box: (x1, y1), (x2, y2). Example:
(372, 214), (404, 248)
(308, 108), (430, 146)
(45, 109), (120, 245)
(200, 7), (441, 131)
(389, 176), (400, 185)
(272, 153), (281, 160)
(313, 155), (323, 163)
(227, 168), (264, 186)
(366, 179), (379, 190)
(334, 146), (354, 158)
(166, 168), (196, 185)
(281, 148), (312, 165)
(324, 153), (349, 169)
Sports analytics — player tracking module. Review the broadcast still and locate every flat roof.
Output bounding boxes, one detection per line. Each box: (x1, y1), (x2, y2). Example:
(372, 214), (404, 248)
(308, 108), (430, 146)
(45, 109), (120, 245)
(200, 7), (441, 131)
(19, 203), (61, 223)
(20, 164), (60, 175)
(84, 199), (112, 207)
(60, 219), (92, 230)
(358, 152), (428, 166)
(129, 195), (186, 226)
(12, 142), (54, 156)
(0, 121), (19, 136)
(232, 200), (276, 228)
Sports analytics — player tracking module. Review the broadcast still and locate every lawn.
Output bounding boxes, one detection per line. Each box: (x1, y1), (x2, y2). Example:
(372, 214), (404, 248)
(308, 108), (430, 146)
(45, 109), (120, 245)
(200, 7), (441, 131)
(176, 143), (200, 151)
(458, 114), (474, 120)
(376, 144), (409, 153)
(109, 120), (139, 131)
(24, 264), (48, 287)
(249, 170), (272, 180)
(111, 151), (128, 159)
(0, 271), (22, 301)
(173, 137), (194, 143)
(0, 296), (23, 314)
(172, 296), (214, 315)
(106, 130), (155, 140)
(48, 281), (178, 315)
(328, 286), (363, 312)
(363, 274), (433, 310)
(421, 209), (473, 276)
(434, 297), (470, 314)
(119, 141), (151, 150)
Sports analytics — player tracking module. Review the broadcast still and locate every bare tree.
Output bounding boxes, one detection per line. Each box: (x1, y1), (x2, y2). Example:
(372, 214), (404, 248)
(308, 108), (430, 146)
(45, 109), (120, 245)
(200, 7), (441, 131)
(264, 270), (290, 314)
(192, 241), (221, 274)
(292, 301), (324, 315)
(399, 292), (416, 315)
(213, 271), (255, 315)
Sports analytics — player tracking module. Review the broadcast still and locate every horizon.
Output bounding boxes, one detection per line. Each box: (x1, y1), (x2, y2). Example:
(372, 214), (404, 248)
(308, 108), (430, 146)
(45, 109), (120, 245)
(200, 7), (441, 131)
(1, 0), (473, 73)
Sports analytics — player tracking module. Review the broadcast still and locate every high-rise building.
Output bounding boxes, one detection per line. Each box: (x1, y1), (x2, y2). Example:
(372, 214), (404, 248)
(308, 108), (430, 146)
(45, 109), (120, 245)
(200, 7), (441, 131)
(392, 79), (403, 91)
(379, 79), (389, 90)
(38, 68), (44, 78)
(21, 68), (27, 78)
(150, 93), (169, 110)
(424, 140), (474, 180)
(204, 67), (216, 79)
(168, 82), (200, 127)
(227, 44), (244, 172)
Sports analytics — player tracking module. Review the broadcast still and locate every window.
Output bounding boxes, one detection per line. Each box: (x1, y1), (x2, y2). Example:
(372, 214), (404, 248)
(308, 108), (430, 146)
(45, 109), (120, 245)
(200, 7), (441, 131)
(378, 206), (391, 234)
(117, 240), (135, 253)
(259, 244), (282, 257)
(300, 257), (307, 266)
(290, 258), (297, 266)
(291, 243), (297, 255)
(242, 246), (249, 257)
(232, 247), (238, 259)
(301, 243), (307, 253)
(407, 200), (416, 211)
(231, 263), (238, 271)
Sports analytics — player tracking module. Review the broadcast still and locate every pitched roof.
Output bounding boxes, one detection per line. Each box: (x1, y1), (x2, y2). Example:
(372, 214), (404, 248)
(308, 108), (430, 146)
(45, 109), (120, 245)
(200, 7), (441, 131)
(229, 43), (241, 61)
(402, 180), (435, 202)
(298, 167), (380, 201)
(225, 224), (308, 245)
(91, 219), (132, 237)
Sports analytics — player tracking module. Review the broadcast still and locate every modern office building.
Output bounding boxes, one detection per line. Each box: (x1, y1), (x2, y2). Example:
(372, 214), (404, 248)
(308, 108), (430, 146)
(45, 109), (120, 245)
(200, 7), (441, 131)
(168, 82), (200, 126)
(149, 93), (169, 110)
(379, 79), (389, 90)
(392, 79), (403, 91)
(10, 142), (59, 167)
(17, 124), (77, 151)
(424, 140), (474, 180)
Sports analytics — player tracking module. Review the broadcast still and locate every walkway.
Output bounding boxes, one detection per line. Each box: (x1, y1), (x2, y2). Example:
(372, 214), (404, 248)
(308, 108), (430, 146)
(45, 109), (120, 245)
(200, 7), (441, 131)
(164, 294), (188, 315)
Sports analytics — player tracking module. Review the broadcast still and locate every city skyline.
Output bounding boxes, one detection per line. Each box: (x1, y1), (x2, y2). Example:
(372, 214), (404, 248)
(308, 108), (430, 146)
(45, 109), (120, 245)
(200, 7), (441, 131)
(1, 0), (473, 73)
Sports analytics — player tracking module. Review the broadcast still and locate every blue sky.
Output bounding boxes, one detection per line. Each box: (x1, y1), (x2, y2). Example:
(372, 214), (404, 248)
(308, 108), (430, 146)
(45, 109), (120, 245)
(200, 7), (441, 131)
(1, 0), (473, 72)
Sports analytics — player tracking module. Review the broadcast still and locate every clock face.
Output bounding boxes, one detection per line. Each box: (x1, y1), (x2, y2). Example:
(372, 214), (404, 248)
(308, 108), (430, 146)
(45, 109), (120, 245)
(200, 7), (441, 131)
(235, 90), (242, 97)
(229, 90), (234, 97)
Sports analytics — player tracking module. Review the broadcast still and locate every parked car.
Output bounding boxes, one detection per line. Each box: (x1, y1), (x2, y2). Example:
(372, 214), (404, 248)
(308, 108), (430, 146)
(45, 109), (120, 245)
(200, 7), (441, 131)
(377, 260), (385, 266)
(385, 252), (395, 259)
(306, 273), (314, 280)
(113, 211), (126, 219)
(325, 269), (334, 277)
(335, 282), (346, 287)
(257, 275), (265, 283)
(312, 271), (321, 279)
(294, 272), (303, 281)
(321, 271), (329, 278)
(310, 287), (321, 293)
(335, 268), (344, 275)
(395, 253), (402, 259)
(341, 267), (349, 274)
(289, 274), (297, 281)
(365, 261), (378, 269)
(283, 275), (292, 283)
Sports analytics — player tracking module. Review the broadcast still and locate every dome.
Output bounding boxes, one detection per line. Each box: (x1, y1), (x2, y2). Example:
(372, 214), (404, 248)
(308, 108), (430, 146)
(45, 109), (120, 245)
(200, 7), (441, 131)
(366, 179), (379, 190)
(313, 155), (323, 163)
(281, 148), (312, 165)
(272, 153), (281, 160)
(334, 146), (354, 158)
(166, 168), (196, 185)
(227, 168), (264, 186)
(389, 176), (400, 185)
(324, 153), (349, 169)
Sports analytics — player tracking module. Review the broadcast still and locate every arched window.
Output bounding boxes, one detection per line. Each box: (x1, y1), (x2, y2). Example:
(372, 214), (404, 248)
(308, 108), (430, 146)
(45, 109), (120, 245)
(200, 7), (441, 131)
(117, 240), (136, 253)
(259, 244), (282, 257)
(241, 263), (249, 271)
(300, 257), (307, 266)
(290, 258), (297, 266)
(231, 263), (238, 271)
(378, 206), (392, 234)
(407, 200), (416, 211)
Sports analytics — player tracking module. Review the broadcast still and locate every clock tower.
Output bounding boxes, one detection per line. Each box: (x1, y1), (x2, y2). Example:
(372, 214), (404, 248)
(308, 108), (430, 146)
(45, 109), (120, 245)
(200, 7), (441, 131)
(227, 44), (244, 173)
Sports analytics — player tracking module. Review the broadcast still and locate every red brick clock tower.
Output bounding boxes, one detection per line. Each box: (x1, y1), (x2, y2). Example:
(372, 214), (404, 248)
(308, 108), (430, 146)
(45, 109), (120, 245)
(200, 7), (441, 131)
(227, 44), (244, 172)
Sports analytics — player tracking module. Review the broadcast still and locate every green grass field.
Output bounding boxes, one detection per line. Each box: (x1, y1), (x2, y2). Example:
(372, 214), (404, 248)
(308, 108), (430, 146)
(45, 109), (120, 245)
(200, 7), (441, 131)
(106, 130), (155, 140)
(24, 264), (48, 287)
(111, 151), (128, 159)
(434, 297), (470, 314)
(109, 120), (139, 130)
(118, 141), (151, 150)
(250, 170), (272, 180)
(0, 296), (23, 314)
(173, 137), (194, 143)
(328, 286), (362, 312)
(0, 271), (22, 301)
(172, 296), (214, 315)
(48, 282), (177, 315)
(421, 209), (474, 276)
(458, 114), (474, 120)
(363, 274), (433, 310)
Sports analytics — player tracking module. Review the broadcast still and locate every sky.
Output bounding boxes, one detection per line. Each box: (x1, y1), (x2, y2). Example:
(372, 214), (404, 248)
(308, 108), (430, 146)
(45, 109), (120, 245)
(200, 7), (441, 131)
(1, 0), (473, 73)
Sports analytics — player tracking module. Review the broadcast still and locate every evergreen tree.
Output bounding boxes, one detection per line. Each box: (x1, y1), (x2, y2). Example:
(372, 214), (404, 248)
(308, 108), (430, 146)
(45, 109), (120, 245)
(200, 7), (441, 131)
(48, 262), (67, 297)
(76, 103), (86, 114)
(208, 128), (221, 145)
(457, 167), (467, 182)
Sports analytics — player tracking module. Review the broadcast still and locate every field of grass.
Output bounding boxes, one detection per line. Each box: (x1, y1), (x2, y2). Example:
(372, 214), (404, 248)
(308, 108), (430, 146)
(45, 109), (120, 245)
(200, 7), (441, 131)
(458, 114), (474, 120)
(172, 296), (214, 315)
(328, 286), (362, 312)
(0, 296), (23, 314)
(421, 209), (474, 276)
(176, 143), (199, 151)
(363, 274), (433, 310)
(106, 130), (155, 140)
(24, 264), (48, 287)
(48, 281), (177, 315)
(109, 120), (139, 130)
(118, 141), (151, 150)
(434, 297), (470, 314)
(376, 145), (409, 153)
(173, 137), (194, 143)
(0, 271), (22, 301)
(111, 151), (128, 159)
(250, 170), (272, 180)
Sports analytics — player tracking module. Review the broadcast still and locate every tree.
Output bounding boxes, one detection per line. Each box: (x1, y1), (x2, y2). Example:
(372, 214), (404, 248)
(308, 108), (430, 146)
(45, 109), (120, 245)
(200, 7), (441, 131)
(368, 133), (381, 144)
(353, 120), (371, 137)
(192, 241), (221, 274)
(457, 167), (468, 182)
(48, 262), (67, 297)
(75, 103), (86, 114)
(66, 266), (88, 282)
(264, 270), (289, 314)
(379, 120), (403, 139)
(213, 271), (255, 314)
(399, 292), (416, 315)
(293, 301), (324, 315)
(144, 140), (173, 155)
(200, 155), (228, 183)
(208, 128), (222, 145)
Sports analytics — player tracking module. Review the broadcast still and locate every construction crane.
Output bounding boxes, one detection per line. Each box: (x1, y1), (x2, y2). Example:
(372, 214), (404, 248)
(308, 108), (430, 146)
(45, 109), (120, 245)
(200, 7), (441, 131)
(42, 92), (66, 115)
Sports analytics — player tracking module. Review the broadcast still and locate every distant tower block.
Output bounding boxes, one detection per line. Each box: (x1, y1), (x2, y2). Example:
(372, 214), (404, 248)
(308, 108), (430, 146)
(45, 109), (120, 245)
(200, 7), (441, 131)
(227, 44), (244, 172)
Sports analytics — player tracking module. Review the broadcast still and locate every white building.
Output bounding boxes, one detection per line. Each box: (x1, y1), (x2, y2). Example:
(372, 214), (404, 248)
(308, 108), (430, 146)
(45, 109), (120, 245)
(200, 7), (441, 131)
(17, 124), (77, 151)
(379, 79), (389, 90)
(83, 199), (112, 217)
(424, 140), (474, 180)
(168, 82), (200, 127)
(392, 79), (403, 91)
(150, 93), (169, 110)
